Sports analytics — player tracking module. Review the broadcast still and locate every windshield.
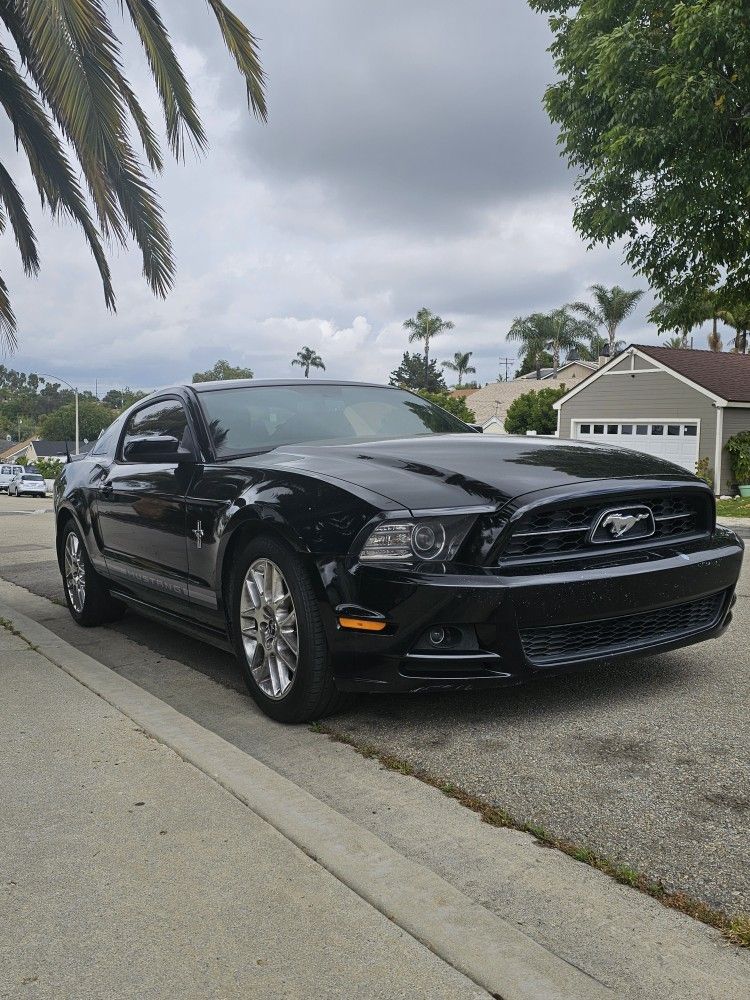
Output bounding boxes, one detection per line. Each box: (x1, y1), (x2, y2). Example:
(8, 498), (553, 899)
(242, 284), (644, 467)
(199, 384), (474, 457)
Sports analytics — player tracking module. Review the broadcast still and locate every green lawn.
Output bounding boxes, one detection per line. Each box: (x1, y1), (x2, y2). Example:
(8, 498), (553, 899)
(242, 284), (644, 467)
(716, 497), (750, 518)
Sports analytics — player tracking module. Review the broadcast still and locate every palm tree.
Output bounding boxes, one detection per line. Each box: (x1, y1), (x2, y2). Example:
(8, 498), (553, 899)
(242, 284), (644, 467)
(507, 308), (594, 377)
(0, 1), (267, 351)
(403, 308), (454, 388)
(664, 335), (688, 349)
(441, 351), (476, 387)
(579, 332), (625, 361)
(291, 347), (326, 378)
(572, 284), (645, 355)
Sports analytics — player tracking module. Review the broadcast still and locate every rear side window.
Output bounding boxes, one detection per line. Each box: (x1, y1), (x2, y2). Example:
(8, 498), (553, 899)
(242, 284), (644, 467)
(121, 399), (190, 460)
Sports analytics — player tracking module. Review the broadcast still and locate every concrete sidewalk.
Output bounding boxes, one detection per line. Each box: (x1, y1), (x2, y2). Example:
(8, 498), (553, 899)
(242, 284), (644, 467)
(2, 630), (492, 999)
(1, 611), (614, 1000)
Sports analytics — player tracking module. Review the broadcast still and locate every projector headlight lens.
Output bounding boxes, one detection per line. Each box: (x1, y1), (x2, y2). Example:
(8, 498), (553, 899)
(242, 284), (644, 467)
(357, 515), (475, 564)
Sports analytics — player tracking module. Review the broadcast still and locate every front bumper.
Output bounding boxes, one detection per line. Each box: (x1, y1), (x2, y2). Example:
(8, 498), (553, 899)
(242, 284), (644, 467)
(323, 527), (744, 692)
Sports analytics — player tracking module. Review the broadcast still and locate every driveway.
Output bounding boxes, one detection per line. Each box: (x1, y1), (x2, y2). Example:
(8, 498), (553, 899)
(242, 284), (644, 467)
(0, 499), (747, 918)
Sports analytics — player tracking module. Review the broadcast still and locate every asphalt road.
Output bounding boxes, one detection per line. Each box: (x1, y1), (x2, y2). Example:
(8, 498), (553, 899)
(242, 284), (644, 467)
(1, 495), (748, 918)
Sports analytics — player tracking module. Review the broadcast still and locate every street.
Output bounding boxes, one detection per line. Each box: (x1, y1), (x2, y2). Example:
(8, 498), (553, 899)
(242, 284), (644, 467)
(1, 497), (749, 999)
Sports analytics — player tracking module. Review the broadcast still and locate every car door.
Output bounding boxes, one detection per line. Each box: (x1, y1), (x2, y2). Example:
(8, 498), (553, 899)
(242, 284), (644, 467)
(95, 396), (196, 607)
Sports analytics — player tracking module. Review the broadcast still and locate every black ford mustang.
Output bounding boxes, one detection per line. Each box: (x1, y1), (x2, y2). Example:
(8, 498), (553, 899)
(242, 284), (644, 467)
(55, 379), (743, 722)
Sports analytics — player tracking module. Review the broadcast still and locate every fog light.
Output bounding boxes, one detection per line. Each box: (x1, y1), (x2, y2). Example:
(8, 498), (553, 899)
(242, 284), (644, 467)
(429, 627), (446, 646)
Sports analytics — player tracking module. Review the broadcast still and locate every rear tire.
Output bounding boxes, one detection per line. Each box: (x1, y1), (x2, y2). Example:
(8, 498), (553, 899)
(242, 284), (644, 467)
(60, 522), (125, 627)
(229, 534), (349, 723)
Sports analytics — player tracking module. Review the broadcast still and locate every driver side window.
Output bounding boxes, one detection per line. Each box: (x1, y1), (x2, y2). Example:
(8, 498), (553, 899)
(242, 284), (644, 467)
(121, 399), (191, 461)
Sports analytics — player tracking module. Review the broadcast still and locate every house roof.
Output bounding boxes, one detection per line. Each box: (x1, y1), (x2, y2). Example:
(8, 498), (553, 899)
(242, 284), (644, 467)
(0, 437), (35, 461)
(32, 439), (69, 457)
(464, 374), (573, 425)
(519, 360), (597, 380)
(635, 344), (750, 403)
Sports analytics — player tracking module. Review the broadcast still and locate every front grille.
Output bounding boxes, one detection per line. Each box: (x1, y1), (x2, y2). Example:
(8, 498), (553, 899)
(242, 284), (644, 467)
(502, 492), (708, 561)
(520, 591), (725, 666)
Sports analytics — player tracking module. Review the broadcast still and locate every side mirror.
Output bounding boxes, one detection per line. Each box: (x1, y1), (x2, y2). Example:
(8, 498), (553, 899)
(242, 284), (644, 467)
(469, 424), (484, 434)
(123, 435), (194, 464)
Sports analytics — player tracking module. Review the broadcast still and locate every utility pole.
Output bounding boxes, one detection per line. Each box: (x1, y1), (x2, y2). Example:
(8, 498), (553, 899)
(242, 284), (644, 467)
(497, 357), (513, 382)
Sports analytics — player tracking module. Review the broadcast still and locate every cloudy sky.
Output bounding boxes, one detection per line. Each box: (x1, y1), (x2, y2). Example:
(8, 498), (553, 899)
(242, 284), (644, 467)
(1, 0), (681, 396)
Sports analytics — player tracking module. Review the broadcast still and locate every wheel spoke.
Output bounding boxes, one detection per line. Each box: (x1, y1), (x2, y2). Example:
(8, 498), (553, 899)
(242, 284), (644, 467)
(239, 558), (300, 701)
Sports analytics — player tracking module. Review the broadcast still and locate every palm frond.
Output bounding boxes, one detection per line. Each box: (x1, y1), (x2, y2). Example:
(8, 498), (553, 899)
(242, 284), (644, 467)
(121, 0), (207, 157)
(0, 269), (18, 353)
(205, 0), (267, 122)
(0, 44), (115, 311)
(0, 161), (38, 274)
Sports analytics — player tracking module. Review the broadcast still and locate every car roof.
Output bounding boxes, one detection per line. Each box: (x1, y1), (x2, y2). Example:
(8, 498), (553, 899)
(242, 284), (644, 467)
(178, 378), (390, 394)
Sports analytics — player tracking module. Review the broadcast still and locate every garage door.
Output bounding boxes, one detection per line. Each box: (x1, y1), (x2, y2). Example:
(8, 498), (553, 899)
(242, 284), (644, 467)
(574, 421), (699, 472)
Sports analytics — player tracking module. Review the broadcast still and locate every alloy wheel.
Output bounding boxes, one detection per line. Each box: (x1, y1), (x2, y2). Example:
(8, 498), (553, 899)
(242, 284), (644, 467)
(239, 558), (299, 699)
(64, 532), (86, 614)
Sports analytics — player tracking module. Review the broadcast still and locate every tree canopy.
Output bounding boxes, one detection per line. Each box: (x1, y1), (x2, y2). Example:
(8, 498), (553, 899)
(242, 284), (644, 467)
(531, 1), (750, 330)
(441, 351), (476, 387)
(291, 347), (325, 378)
(507, 308), (593, 375)
(416, 390), (476, 424)
(0, 0), (266, 351)
(504, 385), (567, 436)
(39, 400), (116, 441)
(192, 359), (254, 383)
(389, 352), (447, 392)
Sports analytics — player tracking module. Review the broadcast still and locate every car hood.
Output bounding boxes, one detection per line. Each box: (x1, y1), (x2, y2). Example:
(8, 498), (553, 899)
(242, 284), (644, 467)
(253, 434), (697, 511)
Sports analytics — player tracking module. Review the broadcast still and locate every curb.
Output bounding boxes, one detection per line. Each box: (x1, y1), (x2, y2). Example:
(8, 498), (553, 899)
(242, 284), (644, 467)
(1, 599), (613, 1000)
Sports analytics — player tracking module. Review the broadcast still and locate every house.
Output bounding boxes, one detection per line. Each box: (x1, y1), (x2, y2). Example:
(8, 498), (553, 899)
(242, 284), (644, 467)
(0, 438), (68, 465)
(517, 359), (597, 381)
(463, 371), (579, 434)
(554, 344), (750, 494)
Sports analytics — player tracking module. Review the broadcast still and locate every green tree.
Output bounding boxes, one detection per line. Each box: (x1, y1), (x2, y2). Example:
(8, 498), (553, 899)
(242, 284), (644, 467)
(663, 335), (689, 350)
(403, 308), (454, 389)
(531, 0), (750, 329)
(291, 347), (326, 378)
(33, 456), (64, 480)
(507, 307), (593, 377)
(571, 285), (644, 355)
(504, 385), (568, 436)
(441, 351), (476, 388)
(514, 350), (553, 378)
(0, 0), (266, 351)
(578, 333), (625, 361)
(416, 390), (475, 424)
(192, 360), (254, 383)
(389, 352), (447, 392)
(39, 400), (116, 442)
(101, 387), (149, 410)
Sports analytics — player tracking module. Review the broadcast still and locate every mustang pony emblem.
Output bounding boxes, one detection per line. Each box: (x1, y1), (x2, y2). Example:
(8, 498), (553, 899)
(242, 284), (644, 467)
(601, 511), (650, 538)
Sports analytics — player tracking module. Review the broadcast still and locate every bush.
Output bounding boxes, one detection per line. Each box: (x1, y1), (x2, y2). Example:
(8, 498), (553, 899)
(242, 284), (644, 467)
(417, 390), (475, 424)
(694, 456), (713, 490)
(504, 385), (567, 436)
(726, 431), (750, 486)
(34, 456), (65, 481)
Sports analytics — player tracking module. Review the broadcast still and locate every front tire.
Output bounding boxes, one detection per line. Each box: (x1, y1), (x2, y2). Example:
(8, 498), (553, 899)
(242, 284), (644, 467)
(229, 535), (348, 723)
(60, 522), (125, 627)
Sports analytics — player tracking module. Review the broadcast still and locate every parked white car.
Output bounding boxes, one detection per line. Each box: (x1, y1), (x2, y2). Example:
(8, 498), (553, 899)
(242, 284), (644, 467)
(8, 472), (47, 497)
(0, 464), (24, 493)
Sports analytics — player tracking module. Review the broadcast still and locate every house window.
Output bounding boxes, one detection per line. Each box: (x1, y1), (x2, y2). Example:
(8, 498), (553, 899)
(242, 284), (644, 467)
(636, 425), (648, 435)
(579, 424), (591, 434)
(621, 425), (633, 434)
(667, 425), (680, 436)
(593, 424), (604, 434)
(684, 424), (697, 436)
(607, 424), (618, 434)
(651, 424), (664, 435)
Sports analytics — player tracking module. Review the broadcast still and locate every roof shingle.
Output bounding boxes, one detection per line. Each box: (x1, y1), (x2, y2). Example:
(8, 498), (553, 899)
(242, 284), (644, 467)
(635, 344), (750, 403)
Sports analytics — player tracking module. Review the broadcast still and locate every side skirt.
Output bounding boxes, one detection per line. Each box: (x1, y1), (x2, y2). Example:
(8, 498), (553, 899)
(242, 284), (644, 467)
(109, 590), (234, 653)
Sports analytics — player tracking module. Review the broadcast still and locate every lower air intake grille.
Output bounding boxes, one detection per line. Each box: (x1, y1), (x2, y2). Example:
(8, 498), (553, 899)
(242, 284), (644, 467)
(520, 591), (725, 666)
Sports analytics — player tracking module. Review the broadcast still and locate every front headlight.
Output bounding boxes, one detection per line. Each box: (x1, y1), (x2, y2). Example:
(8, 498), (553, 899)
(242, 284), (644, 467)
(357, 514), (476, 564)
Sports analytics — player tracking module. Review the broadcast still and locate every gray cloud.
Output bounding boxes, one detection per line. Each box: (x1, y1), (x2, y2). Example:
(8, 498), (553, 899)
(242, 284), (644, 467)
(1, 0), (673, 395)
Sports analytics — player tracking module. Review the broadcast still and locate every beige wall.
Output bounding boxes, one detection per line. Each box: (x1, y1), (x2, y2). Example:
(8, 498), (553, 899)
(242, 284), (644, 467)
(558, 368), (718, 481)
(721, 407), (750, 491)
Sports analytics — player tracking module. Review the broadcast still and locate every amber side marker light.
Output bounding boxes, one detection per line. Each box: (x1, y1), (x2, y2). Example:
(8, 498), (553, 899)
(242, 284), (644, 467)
(338, 616), (387, 632)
